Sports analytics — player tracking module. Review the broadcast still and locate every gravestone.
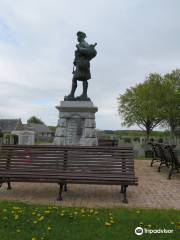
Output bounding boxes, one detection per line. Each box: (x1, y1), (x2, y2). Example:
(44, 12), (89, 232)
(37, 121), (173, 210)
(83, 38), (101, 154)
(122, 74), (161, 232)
(54, 101), (98, 146)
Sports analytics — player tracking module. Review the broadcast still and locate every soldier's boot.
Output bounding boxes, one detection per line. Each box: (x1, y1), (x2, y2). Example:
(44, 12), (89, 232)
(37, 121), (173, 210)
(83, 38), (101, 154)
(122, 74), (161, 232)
(82, 80), (88, 99)
(64, 79), (77, 100)
(76, 81), (90, 100)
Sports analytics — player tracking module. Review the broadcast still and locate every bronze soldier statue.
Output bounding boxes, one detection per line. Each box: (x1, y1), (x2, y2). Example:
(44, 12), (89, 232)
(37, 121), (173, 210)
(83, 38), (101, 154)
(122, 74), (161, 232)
(64, 31), (97, 101)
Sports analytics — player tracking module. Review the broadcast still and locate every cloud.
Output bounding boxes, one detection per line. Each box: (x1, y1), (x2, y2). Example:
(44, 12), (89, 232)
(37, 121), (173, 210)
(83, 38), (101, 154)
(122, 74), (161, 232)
(0, 0), (180, 129)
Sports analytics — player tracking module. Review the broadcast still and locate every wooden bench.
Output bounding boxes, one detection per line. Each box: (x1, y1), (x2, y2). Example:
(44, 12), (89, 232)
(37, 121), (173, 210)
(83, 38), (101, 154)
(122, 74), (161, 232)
(0, 145), (138, 203)
(98, 139), (118, 147)
(149, 142), (162, 167)
(165, 145), (180, 179)
(149, 143), (180, 179)
(155, 144), (171, 172)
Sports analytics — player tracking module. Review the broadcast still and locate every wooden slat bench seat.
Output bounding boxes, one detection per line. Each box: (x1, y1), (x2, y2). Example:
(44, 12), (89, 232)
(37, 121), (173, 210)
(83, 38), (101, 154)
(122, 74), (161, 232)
(0, 145), (138, 203)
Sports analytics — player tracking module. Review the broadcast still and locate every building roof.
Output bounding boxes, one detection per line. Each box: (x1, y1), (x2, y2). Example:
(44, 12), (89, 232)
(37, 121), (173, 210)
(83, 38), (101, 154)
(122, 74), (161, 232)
(27, 123), (52, 133)
(0, 119), (23, 133)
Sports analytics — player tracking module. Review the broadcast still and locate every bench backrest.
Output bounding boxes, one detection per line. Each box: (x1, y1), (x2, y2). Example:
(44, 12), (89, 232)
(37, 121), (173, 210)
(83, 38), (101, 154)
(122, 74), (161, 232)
(165, 145), (180, 167)
(148, 142), (161, 159)
(0, 145), (135, 175)
(98, 139), (118, 147)
(156, 144), (171, 164)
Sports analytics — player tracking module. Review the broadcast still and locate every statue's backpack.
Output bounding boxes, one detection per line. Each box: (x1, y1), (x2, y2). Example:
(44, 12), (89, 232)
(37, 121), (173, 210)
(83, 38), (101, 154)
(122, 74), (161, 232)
(88, 44), (97, 60)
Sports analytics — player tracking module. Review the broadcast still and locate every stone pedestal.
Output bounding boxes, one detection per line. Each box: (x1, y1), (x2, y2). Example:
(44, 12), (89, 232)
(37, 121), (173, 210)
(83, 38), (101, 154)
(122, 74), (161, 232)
(54, 101), (98, 146)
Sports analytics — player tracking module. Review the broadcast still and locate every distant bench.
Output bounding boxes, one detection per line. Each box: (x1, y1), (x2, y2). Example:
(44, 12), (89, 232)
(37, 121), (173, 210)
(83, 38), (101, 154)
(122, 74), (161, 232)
(98, 139), (118, 147)
(0, 145), (138, 203)
(149, 142), (180, 179)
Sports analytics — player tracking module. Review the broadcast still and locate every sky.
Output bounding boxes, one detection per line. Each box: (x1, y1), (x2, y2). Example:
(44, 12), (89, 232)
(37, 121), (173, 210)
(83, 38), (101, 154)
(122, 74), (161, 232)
(0, 0), (180, 130)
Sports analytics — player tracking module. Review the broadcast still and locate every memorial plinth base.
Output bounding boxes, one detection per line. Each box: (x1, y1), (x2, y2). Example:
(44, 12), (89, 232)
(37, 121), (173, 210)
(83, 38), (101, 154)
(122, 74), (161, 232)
(54, 101), (98, 146)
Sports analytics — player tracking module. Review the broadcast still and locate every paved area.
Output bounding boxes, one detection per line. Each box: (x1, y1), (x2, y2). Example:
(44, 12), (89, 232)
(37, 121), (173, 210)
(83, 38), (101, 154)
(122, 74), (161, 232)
(0, 160), (180, 209)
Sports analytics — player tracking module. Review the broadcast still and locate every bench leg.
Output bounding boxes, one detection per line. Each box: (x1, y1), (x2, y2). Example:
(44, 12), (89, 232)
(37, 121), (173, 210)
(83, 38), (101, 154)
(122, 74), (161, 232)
(158, 162), (163, 172)
(120, 185), (124, 193)
(168, 165), (179, 179)
(150, 159), (154, 167)
(168, 166), (174, 179)
(63, 184), (68, 192)
(57, 183), (64, 201)
(122, 185), (128, 204)
(7, 180), (12, 190)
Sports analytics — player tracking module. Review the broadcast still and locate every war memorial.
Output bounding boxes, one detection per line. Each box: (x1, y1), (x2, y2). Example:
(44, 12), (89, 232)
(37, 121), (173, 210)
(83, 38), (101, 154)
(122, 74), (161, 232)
(54, 31), (98, 146)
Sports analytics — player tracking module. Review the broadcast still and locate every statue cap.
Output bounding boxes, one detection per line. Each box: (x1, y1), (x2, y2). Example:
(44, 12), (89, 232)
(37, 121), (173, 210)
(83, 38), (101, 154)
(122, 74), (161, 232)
(77, 31), (86, 38)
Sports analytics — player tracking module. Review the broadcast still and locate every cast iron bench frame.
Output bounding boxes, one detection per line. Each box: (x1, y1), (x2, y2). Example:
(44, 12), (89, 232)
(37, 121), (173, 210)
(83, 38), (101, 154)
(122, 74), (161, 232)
(149, 142), (162, 167)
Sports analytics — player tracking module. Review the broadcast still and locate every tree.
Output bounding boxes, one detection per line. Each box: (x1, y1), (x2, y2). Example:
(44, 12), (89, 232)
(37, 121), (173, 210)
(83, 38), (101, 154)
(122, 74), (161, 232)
(161, 69), (180, 143)
(27, 116), (44, 124)
(118, 73), (164, 139)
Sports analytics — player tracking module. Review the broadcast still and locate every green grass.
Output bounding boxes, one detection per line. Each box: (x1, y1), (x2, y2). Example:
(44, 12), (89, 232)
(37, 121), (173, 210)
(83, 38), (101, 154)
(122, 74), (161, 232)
(35, 140), (53, 145)
(0, 201), (179, 240)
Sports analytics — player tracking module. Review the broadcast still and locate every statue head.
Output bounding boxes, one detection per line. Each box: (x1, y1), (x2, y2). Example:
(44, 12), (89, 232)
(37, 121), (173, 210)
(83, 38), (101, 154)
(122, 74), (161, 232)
(77, 31), (86, 42)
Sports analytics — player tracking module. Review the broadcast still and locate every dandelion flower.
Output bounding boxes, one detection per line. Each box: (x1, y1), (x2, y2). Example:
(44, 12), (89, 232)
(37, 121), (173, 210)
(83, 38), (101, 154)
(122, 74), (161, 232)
(44, 210), (50, 214)
(81, 209), (85, 213)
(105, 222), (111, 226)
(39, 216), (44, 221)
